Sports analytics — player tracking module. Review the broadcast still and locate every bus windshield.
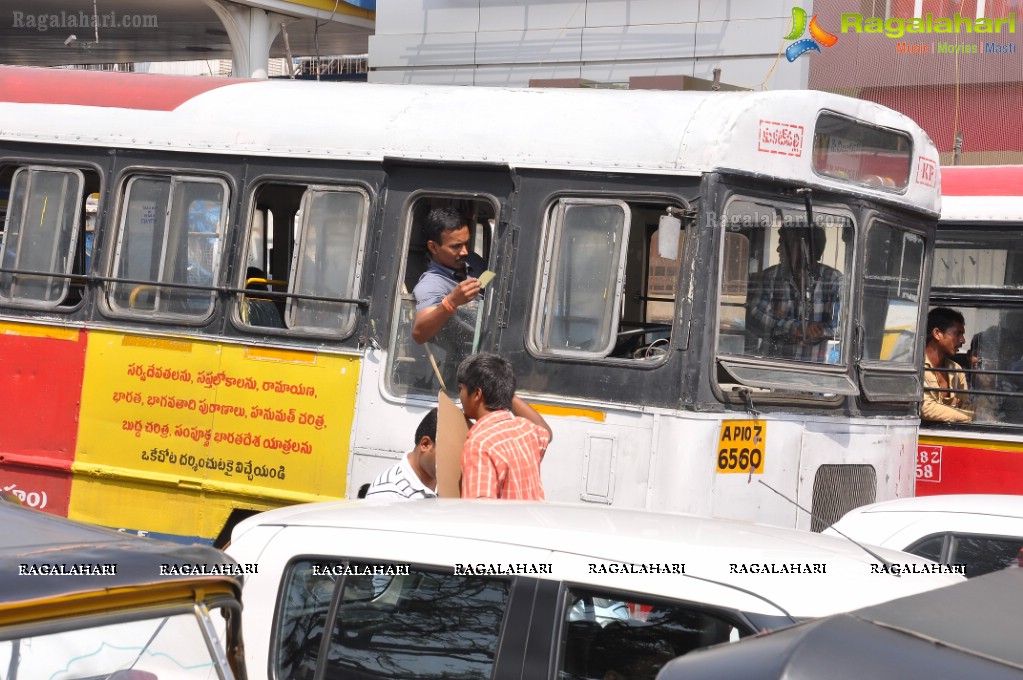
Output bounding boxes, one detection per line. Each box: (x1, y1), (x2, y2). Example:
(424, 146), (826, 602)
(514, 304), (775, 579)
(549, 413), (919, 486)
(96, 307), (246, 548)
(716, 192), (926, 400)
(718, 197), (852, 367)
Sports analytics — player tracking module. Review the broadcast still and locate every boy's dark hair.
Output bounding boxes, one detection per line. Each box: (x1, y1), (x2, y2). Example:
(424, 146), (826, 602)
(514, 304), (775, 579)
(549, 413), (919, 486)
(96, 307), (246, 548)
(414, 408), (438, 445)
(423, 207), (467, 246)
(927, 307), (965, 336)
(457, 352), (515, 411)
(357, 483), (370, 499)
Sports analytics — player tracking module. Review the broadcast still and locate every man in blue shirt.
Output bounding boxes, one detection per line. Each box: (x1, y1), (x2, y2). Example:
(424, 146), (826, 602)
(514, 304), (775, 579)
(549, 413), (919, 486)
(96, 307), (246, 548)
(412, 207), (486, 344)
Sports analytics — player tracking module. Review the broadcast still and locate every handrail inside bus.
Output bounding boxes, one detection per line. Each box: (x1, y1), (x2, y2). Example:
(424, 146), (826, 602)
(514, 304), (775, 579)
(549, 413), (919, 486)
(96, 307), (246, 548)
(128, 285), (158, 309)
(0, 266), (368, 307)
(244, 277), (287, 291)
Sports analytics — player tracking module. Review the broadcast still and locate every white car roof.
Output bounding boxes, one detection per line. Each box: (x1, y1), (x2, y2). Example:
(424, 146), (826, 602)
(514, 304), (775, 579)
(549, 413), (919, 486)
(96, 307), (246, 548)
(230, 500), (961, 618)
(837, 494), (1023, 520)
(826, 495), (1023, 553)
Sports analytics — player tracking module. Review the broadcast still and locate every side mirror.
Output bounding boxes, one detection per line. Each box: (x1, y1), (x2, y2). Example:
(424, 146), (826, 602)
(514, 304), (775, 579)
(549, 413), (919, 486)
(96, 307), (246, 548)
(657, 214), (682, 260)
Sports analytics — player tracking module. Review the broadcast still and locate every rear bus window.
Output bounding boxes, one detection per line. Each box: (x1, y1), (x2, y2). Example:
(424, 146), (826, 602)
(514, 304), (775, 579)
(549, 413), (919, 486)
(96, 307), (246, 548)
(107, 174), (229, 319)
(276, 559), (510, 680)
(530, 197), (687, 362)
(240, 182), (369, 337)
(0, 164), (98, 309)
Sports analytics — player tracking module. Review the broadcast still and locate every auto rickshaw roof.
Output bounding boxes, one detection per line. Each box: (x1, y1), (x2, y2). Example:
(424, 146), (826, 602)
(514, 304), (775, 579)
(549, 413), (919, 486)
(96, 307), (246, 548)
(0, 501), (241, 619)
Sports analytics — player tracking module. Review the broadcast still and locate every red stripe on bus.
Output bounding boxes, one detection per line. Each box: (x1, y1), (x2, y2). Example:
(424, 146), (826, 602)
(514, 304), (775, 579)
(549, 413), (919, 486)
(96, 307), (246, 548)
(916, 442), (1023, 495)
(0, 66), (244, 111)
(942, 165), (1023, 197)
(0, 329), (86, 462)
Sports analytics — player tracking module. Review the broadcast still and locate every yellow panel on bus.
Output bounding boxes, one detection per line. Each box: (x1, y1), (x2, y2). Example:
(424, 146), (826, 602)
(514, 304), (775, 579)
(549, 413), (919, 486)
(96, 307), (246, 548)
(71, 329), (359, 540)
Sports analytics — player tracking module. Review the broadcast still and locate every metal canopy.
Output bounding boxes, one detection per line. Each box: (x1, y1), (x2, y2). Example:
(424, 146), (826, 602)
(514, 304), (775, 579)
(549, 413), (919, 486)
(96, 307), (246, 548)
(0, 0), (372, 69)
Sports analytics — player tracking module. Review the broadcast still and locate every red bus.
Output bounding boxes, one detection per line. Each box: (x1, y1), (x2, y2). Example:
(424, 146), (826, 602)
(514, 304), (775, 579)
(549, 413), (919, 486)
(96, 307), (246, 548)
(919, 165), (1023, 495)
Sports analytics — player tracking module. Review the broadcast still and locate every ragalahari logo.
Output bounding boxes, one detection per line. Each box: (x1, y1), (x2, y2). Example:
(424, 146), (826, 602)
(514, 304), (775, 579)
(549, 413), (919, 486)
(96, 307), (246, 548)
(784, 7), (839, 61)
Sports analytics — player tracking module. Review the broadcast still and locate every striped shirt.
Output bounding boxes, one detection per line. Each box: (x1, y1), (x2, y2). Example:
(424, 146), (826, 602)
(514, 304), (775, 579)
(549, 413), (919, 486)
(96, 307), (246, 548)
(365, 453), (437, 501)
(461, 410), (550, 500)
(747, 263), (844, 362)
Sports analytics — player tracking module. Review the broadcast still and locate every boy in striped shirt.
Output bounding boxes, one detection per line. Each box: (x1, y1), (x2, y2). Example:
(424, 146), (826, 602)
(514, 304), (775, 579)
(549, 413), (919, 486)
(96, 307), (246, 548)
(457, 353), (553, 500)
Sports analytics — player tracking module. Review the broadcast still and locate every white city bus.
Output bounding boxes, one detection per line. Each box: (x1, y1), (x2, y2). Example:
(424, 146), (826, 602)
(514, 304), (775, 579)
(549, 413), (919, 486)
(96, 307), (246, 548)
(0, 65), (939, 540)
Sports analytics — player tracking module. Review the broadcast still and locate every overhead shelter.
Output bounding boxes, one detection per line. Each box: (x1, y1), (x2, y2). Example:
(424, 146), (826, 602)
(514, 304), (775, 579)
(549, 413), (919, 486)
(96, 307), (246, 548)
(0, 0), (374, 78)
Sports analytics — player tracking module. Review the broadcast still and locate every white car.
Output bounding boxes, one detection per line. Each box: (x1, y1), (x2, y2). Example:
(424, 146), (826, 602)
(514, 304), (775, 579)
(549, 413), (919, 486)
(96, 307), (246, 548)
(228, 500), (961, 680)
(826, 494), (1023, 578)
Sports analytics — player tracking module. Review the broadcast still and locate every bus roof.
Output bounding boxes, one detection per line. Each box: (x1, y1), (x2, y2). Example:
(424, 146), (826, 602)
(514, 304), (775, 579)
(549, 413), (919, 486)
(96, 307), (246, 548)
(0, 65), (939, 214)
(940, 165), (1023, 222)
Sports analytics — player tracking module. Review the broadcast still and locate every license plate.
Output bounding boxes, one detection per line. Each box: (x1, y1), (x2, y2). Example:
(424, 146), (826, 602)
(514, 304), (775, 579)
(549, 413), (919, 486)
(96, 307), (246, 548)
(716, 420), (766, 474)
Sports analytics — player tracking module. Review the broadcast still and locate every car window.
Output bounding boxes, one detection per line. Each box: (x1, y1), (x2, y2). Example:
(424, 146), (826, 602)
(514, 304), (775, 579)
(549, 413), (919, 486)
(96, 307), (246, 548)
(559, 587), (743, 680)
(905, 533), (946, 563)
(950, 534), (1023, 578)
(275, 559), (511, 680)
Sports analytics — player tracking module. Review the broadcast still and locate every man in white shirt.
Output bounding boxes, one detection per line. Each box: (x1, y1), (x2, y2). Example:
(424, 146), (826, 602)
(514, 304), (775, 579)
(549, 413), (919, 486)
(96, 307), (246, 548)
(364, 409), (438, 500)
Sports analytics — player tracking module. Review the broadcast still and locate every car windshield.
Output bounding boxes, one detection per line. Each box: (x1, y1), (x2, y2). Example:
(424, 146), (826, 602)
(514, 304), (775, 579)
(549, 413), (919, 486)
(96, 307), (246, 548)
(0, 607), (233, 679)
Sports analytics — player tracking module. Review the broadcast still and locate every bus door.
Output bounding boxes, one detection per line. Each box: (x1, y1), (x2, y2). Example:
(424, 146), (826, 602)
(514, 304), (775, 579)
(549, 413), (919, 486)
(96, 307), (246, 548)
(349, 161), (513, 485)
(490, 170), (699, 509)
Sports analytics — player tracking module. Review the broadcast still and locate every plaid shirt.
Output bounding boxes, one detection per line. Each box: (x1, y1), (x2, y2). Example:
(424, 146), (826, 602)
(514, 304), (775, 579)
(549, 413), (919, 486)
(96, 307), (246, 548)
(461, 409), (550, 500)
(747, 263), (844, 362)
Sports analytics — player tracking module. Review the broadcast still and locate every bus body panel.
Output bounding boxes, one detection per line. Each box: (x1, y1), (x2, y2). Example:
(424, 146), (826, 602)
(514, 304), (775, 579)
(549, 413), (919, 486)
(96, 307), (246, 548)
(69, 329), (357, 540)
(917, 433), (1023, 495)
(352, 356), (917, 530)
(0, 323), (86, 515)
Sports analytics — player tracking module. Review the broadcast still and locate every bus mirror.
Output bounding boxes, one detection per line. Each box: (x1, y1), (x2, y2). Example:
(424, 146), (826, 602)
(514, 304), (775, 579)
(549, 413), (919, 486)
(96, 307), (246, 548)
(658, 214), (682, 260)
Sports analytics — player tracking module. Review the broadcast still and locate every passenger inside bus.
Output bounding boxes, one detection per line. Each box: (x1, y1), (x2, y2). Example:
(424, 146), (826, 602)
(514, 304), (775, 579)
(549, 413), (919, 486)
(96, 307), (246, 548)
(411, 206), (486, 345)
(922, 306), (973, 423)
(746, 223), (843, 362)
(390, 197), (492, 398)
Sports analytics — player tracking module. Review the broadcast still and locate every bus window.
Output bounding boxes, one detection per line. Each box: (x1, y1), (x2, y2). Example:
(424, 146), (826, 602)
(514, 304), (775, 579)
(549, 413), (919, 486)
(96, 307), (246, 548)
(720, 197), (853, 366)
(531, 198), (684, 361)
(387, 196), (494, 399)
(940, 309), (1023, 425)
(861, 222), (924, 365)
(0, 165), (96, 309)
(239, 183), (369, 337)
(929, 229), (1023, 424)
(107, 175), (228, 319)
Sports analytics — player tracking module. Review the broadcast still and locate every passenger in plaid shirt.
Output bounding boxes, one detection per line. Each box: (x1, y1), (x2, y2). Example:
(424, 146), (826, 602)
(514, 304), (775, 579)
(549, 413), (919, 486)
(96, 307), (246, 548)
(747, 224), (844, 363)
(457, 353), (553, 500)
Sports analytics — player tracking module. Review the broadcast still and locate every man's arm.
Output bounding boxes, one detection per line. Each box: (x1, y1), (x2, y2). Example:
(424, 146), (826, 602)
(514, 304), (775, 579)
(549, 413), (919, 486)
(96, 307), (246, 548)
(510, 396), (553, 443)
(412, 278), (481, 344)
